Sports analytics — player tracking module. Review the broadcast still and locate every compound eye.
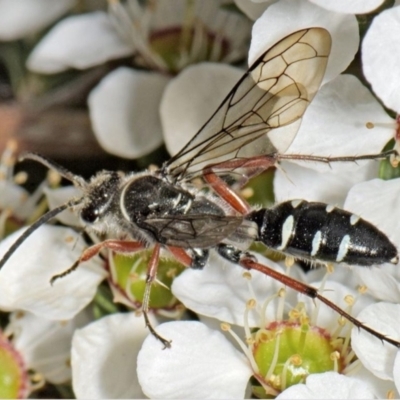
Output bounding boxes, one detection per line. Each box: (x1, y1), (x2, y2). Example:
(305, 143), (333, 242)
(81, 206), (98, 223)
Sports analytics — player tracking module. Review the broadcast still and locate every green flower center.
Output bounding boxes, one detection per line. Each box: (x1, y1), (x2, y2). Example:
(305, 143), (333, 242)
(0, 333), (28, 399)
(111, 250), (185, 309)
(252, 321), (343, 396)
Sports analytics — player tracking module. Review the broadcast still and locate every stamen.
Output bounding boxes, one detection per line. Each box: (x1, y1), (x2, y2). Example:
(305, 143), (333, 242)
(343, 349), (356, 367)
(281, 355), (302, 390)
(240, 187), (254, 199)
(330, 351), (340, 373)
(0, 140), (17, 180)
(259, 293), (279, 328)
(276, 287), (286, 322)
(344, 295), (355, 306)
(387, 389), (395, 399)
(366, 122), (374, 129)
(220, 322), (259, 374)
(243, 271), (262, 318)
(265, 331), (281, 380)
(310, 265), (332, 325)
(244, 298), (256, 345)
(166, 266), (177, 278)
(29, 371), (45, 391)
(357, 285), (368, 294)
(47, 169), (62, 187)
(342, 358), (361, 375)
(298, 317), (309, 353)
(13, 171), (27, 185)
(285, 256), (295, 268)
(365, 121), (397, 130)
(125, 256), (145, 303)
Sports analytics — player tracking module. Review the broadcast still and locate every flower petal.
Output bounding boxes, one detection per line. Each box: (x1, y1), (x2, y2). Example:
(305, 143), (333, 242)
(285, 74), (394, 171)
(250, 0), (358, 83)
(234, 0), (274, 20)
(0, 0), (73, 41)
(44, 186), (83, 227)
(300, 280), (375, 335)
(343, 178), (400, 301)
(274, 161), (377, 206)
(351, 302), (400, 380)
(351, 365), (399, 399)
(308, 0), (385, 14)
(344, 178), (400, 254)
(362, 7), (400, 113)
(89, 67), (168, 158)
(9, 309), (92, 384)
(172, 252), (285, 326)
(0, 225), (106, 319)
(137, 321), (252, 399)
(277, 372), (375, 399)
(72, 313), (148, 399)
(27, 12), (133, 73)
(394, 351), (400, 394)
(161, 63), (242, 156)
(0, 181), (32, 220)
(354, 265), (400, 303)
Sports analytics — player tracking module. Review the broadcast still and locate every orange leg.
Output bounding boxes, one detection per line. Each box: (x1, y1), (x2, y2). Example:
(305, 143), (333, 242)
(50, 239), (145, 284)
(203, 155), (277, 214)
(141, 244), (172, 348)
(240, 256), (400, 348)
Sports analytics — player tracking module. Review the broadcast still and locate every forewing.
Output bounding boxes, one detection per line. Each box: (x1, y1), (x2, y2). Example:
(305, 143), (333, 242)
(141, 214), (243, 249)
(166, 28), (331, 181)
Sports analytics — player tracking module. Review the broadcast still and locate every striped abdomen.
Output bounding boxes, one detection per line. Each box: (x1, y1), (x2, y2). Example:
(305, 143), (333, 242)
(247, 200), (398, 266)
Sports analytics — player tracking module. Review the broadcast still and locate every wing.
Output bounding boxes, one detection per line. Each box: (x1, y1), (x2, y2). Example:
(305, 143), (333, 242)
(165, 28), (331, 182)
(139, 214), (244, 249)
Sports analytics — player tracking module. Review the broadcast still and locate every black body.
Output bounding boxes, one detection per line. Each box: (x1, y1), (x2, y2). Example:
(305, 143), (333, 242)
(80, 174), (244, 250)
(80, 170), (398, 268)
(247, 200), (398, 266)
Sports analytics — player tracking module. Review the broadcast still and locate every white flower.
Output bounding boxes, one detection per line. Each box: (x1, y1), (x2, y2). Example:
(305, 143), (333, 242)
(274, 73), (396, 205)
(44, 185), (83, 227)
(88, 68), (170, 158)
(6, 309), (92, 385)
(0, 308), (92, 398)
(0, 225), (106, 319)
(0, 0), (74, 41)
(0, 141), (42, 231)
(362, 5), (400, 114)
(343, 178), (400, 302)
(161, 0), (392, 207)
(27, 0), (252, 159)
(27, 11), (133, 74)
(137, 320), (253, 399)
(276, 372), (375, 399)
(235, 0), (386, 20)
(71, 312), (155, 399)
(307, 0), (385, 14)
(351, 303), (400, 381)
(137, 254), (397, 398)
(162, 0), (361, 155)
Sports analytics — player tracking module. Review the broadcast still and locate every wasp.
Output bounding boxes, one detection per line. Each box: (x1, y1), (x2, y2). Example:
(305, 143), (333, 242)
(0, 28), (398, 348)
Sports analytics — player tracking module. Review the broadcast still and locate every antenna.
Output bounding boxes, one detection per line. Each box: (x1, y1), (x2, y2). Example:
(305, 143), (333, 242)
(0, 198), (83, 270)
(19, 153), (87, 188)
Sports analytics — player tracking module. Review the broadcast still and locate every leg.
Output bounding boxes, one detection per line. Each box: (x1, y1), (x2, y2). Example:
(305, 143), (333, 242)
(50, 239), (145, 284)
(203, 155), (277, 214)
(202, 149), (398, 215)
(142, 244), (172, 349)
(239, 255), (400, 348)
(277, 149), (398, 164)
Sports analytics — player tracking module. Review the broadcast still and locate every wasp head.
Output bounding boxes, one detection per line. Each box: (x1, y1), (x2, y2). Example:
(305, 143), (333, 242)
(80, 171), (121, 225)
